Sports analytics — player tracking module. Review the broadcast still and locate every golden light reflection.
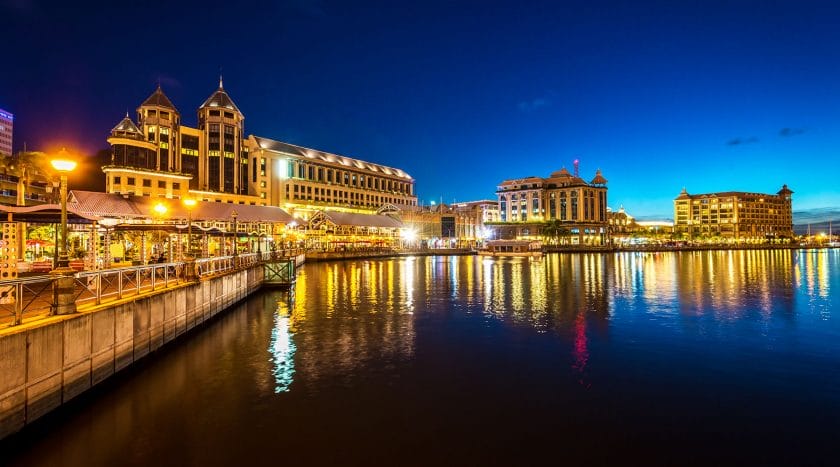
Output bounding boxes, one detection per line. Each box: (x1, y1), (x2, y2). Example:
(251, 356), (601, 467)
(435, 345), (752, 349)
(282, 249), (833, 391)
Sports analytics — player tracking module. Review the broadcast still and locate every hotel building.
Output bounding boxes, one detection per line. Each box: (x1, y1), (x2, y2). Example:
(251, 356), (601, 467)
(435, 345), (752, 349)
(495, 166), (609, 244)
(104, 80), (416, 220)
(673, 185), (794, 240)
(0, 108), (12, 156)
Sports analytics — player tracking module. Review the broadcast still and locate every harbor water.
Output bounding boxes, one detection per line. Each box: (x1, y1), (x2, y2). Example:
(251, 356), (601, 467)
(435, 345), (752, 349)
(4, 249), (839, 465)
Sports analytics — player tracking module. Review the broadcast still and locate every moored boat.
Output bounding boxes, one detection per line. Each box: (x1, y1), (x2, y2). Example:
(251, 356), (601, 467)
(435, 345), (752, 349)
(478, 240), (543, 257)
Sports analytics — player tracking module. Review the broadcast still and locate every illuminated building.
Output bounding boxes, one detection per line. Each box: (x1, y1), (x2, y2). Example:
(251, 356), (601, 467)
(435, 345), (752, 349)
(247, 135), (416, 220)
(399, 203), (479, 248)
(453, 200), (499, 242)
(608, 206), (673, 245)
(673, 185), (794, 241)
(495, 164), (609, 245)
(104, 81), (417, 222)
(0, 108), (12, 156)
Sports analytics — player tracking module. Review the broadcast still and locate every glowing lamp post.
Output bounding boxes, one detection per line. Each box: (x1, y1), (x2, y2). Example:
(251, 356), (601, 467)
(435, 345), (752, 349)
(49, 150), (78, 315)
(51, 153), (77, 270)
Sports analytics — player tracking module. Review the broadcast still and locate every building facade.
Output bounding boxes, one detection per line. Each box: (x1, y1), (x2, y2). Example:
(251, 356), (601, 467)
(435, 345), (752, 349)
(495, 166), (609, 245)
(399, 203), (479, 248)
(105, 81), (416, 220)
(0, 108), (13, 156)
(248, 136), (416, 221)
(673, 185), (794, 241)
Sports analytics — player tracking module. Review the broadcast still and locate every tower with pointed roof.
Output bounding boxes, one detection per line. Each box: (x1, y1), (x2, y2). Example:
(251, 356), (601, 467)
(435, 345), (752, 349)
(104, 85), (192, 199)
(137, 85), (181, 173)
(197, 76), (247, 195)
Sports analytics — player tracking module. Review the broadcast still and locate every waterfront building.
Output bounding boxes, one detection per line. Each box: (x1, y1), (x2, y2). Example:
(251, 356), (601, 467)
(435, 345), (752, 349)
(452, 200), (500, 242)
(673, 186), (794, 241)
(495, 165), (609, 245)
(399, 203), (479, 248)
(105, 80), (417, 222)
(247, 135), (417, 221)
(608, 206), (673, 245)
(0, 109), (12, 157)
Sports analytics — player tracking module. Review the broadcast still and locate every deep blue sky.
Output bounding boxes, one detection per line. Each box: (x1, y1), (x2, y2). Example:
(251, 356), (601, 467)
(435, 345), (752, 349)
(2, 0), (839, 218)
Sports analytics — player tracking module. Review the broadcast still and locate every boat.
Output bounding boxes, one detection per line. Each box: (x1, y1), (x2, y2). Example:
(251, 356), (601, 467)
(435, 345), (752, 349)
(477, 240), (543, 257)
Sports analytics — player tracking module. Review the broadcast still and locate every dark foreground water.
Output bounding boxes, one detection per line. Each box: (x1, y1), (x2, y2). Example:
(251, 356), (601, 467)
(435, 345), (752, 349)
(4, 250), (839, 466)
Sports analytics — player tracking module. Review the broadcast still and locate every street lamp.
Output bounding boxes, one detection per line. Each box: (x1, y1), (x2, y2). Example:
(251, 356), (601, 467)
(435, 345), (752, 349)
(183, 198), (197, 258)
(50, 151), (77, 270)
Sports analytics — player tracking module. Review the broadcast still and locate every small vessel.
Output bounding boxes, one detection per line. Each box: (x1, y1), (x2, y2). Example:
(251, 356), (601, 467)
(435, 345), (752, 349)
(478, 240), (543, 257)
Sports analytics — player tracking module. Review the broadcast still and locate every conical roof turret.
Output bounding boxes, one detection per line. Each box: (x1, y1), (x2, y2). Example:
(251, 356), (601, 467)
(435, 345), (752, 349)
(199, 76), (242, 114)
(590, 169), (608, 185)
(140, 84), (178, 113)
(111, 112), (142, 134)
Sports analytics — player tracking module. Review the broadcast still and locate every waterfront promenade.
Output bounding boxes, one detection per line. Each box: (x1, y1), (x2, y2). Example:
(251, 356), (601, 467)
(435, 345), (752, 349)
(0, 251), (302, 328)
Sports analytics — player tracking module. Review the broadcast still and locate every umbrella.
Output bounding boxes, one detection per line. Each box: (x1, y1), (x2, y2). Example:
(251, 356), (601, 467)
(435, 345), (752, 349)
(26, 239), (54, 247)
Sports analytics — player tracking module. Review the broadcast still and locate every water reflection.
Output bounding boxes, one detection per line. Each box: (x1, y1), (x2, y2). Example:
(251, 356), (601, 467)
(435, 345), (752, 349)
(6, 250), (839, 467)
(269, 296), (296, 393)
(282, 251), (824, 390)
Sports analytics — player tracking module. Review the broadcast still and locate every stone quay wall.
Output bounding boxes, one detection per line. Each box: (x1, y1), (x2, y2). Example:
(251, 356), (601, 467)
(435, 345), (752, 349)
(0, 265), (264, 439)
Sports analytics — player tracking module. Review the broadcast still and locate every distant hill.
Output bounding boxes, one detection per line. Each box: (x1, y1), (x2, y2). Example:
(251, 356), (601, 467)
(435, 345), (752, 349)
(793, 208), (840, 235)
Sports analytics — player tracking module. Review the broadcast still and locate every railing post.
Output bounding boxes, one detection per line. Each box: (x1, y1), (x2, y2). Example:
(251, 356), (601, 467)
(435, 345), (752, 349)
(14, 282), (23, 325)
(117, 270), (124, 299)
(95, 274), (102, 305)
(50, 270), (76, 315)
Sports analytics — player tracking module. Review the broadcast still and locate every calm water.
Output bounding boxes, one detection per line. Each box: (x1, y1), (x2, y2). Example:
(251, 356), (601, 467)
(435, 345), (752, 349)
(5, 250), (839, 466)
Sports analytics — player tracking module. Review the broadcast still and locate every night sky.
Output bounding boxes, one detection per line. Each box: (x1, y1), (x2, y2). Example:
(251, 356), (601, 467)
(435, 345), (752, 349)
(2, 0), (839, 218)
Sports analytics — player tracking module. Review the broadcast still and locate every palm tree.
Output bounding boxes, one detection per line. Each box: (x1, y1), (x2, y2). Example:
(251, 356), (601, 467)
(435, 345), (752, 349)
(0, 151), (54, 206)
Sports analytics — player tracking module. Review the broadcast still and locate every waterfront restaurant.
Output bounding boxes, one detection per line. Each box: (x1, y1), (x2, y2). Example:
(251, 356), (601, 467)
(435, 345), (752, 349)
(0, 190), (297, 273)
(305, 210), (404, 250)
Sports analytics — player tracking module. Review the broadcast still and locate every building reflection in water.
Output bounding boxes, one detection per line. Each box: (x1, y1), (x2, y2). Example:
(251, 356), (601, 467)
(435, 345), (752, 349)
(284, 259), (417, 389)
(275, 249), (817, 391)
(795, 249), (835, 320)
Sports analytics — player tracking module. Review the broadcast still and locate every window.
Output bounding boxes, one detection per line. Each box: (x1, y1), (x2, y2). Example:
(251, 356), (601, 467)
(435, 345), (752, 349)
(142, 179), (152, 187)
(173, 182), (180, 190)
(113, 176), (121, 184)
(209, 110), (220, 117)
(224, 112), (234, 119)
(158, 180), (166, 189)
(127, 177), (136, 185)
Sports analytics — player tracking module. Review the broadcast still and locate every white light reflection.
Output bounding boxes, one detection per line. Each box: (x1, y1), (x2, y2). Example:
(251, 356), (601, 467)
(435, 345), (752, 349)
(270, 299), (297, 393)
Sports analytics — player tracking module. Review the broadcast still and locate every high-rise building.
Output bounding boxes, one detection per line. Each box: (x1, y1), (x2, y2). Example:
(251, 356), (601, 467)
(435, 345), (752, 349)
(495, 166), (609, 245)
(0, 108), (13, 156)
(673, 185), (794, 240)
(105, 80), (417, 219)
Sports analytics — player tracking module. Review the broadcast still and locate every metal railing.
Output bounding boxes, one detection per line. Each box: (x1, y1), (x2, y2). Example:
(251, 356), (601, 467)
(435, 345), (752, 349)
(0, 276), (56, 326)
(0, 250), (304, 327)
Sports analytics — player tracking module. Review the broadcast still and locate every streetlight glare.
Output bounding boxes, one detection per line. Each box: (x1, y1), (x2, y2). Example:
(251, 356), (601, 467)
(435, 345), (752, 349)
(51, 159), (77, 172)
(153, 202), (168, 215)
(183, 198), (197, 208)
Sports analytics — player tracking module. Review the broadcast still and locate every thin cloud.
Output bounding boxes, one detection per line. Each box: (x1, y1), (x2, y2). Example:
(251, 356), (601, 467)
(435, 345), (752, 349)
(518, 97), (550, 112)
(727, 136), (759, 146)
(779, 127), (806, 137)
